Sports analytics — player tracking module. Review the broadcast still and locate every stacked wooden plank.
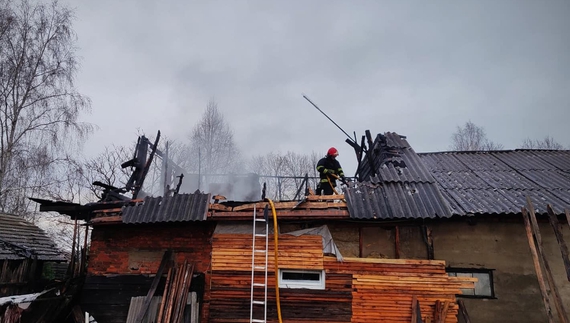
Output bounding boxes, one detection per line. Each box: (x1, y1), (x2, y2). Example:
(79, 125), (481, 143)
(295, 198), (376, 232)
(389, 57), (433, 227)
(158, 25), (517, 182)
(210, 233), (474, 323)
(209, 199), (347, 212)
(210, 233), (350, 322)
(324, 257), (475, 323)
(212, 234), (324, 271)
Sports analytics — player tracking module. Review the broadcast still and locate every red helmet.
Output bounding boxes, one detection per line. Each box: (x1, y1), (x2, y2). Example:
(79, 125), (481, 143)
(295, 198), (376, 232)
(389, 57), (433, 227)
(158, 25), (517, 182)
(327, 147), (339, 157)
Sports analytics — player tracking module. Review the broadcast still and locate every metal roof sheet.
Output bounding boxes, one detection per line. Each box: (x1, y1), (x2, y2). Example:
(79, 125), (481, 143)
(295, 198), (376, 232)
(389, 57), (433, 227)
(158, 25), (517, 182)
(350, 133), (452, 219)
(419, 150), (570, 215)
(518, 170), (570, 190)
(418, 153), (470, 172)
(345, 182), (452, 219)
(0, 214), (66, 261)
(493, 150), (560, 170)
(373, 133), (436, 183)
(122, 192), (211, 224)
(535, 150), (570, 171)
(430, 171), (493, 190)
(471, 171), (540, 190)
(451, 153), (512, 171)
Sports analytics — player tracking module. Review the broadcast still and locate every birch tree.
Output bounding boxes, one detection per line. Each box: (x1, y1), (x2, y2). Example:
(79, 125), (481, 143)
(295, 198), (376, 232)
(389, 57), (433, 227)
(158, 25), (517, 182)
(186, 100), (241, 175)
(0, 0), (92, 218)
(450, 121), (503, 151)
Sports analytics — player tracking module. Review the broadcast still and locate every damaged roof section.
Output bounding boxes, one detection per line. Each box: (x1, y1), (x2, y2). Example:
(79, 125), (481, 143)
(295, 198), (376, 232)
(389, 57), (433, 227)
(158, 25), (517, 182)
(419, 150), (570, 215)
(122, 192), (211, 224)
(347, 132), (452, 219)
(0, 213), (66, 261)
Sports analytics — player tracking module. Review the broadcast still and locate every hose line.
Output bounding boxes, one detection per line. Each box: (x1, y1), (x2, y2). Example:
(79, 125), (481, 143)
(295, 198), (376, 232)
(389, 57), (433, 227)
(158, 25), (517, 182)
(266, 198), (283, 323)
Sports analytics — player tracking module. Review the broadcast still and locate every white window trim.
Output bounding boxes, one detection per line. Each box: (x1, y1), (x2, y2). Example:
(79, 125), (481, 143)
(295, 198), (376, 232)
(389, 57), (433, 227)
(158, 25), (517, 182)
(278, 269), (325, 290)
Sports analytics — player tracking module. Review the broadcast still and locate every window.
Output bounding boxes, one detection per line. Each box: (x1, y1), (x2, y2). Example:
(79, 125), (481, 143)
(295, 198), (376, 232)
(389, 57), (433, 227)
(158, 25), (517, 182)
(278, 269), (325, 290)
(447, 268), (495, 298)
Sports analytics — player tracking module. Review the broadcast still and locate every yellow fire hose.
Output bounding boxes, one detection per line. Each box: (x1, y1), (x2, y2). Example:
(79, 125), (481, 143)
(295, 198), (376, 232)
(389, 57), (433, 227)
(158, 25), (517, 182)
(326, 174), (346, 202)
(326, 174), (340, 195)
(266, 198), (283, 323)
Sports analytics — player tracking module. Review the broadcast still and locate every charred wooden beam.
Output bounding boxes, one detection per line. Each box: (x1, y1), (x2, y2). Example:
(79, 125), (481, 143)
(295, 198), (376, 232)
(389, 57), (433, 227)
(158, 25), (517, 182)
(134, 250), (173, 323)
(526, 199), (569, 323)
(395, 226), (401, 259)
(547, 205), (570, 281)
(522, 206), (555, 323)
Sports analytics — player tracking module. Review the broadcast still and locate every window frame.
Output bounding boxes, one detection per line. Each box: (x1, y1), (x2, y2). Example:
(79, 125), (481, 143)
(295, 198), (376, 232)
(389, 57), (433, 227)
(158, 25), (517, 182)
(278, 269), (326, 290)
(446, 267), (496, 299)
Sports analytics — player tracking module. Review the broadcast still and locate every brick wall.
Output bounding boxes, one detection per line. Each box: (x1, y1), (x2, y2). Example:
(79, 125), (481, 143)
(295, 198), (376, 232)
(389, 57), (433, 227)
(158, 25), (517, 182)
(87, 221), (214, 322)
(88, 222), (214, 276)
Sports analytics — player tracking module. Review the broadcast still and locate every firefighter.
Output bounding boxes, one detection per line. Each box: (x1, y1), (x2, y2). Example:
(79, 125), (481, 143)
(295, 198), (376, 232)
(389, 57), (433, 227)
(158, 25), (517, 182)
(316, 147), (347, 195)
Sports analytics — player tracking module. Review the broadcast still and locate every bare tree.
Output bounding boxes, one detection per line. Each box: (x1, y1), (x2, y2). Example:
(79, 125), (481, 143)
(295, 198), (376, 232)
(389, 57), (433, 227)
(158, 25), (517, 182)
(185, 99), (241, 176)
(450, 121), (503, 151)
(520, 136), (564, 150)
(248, 151), (322, 200)
(0, 0), (92, 218)
(80, 146), (132, 200)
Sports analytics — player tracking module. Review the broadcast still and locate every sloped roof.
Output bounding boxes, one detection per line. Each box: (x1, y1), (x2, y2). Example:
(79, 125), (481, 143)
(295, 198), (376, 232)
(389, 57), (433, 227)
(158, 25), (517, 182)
(0, 214), (66, 261)
(347, 132), (452, 219)
(122, 192), (211, 224)
(419, 150), (570, 215)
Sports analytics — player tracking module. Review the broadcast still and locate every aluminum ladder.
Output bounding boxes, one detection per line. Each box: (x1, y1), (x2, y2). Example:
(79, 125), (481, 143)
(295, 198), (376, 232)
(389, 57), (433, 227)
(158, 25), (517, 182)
(250, 205), (269, 323)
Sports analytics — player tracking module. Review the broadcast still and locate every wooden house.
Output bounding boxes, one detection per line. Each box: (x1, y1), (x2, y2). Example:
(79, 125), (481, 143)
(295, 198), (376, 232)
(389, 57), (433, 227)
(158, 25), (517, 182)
(0, 213), (66, 297)
(37, 132), (570, 323)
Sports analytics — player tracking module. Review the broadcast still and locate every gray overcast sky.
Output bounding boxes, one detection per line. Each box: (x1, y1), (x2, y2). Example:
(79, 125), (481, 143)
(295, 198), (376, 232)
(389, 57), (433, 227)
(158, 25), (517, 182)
(67, 0), (569, 174)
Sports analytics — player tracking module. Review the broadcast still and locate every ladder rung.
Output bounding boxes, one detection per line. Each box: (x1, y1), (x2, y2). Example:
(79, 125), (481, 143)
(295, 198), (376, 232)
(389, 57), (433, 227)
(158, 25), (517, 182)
(252, 319), (265, 323)
(254, 233), (267, 237)
(254, 266), (266, 270)
(255, 218), (266, 222)
(254, 249), (267, 253)
(252, 300), (265, 305)
(253, 283), (266, 287)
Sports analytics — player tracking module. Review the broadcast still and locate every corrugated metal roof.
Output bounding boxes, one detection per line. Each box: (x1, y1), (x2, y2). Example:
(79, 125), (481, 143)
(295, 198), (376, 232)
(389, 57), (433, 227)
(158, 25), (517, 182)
(419, 150), (570, 215)
(0, 214), (66, 261)
(350, 133), (452, 219)
(493, 150), (560, 170)
(122, 192), (211, 224)
(345, 181), (452, 219)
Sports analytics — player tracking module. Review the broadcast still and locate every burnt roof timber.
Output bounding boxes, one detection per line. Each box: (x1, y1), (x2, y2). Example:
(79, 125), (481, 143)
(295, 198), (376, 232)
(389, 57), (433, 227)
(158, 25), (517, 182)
(211, 200), (347, 212)
(208, 209), (350, 220)
(89, 209), (350, 225)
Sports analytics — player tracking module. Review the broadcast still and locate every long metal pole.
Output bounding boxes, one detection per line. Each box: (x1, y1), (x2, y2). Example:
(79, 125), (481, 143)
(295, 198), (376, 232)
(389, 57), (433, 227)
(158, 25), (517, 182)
(198, 147), (201, 191)
(302, 94), (356, 145)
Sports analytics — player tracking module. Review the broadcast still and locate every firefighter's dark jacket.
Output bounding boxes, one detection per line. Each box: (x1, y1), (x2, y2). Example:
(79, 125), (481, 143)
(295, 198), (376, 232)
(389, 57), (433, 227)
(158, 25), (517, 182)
(316, 156), (344, 187)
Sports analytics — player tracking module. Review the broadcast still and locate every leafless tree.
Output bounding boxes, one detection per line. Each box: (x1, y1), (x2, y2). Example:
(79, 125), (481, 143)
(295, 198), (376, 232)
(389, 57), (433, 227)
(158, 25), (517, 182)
(450, 121), (503, 151)
(248, 151), (322, 200)
(80, 145), (132, 200)
(520, 136), (564, 150)
(0, 0), (92, 218)
(184, 100), (242, 181)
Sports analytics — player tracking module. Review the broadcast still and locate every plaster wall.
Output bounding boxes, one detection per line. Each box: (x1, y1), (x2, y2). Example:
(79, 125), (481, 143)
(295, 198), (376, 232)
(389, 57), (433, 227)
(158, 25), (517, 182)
(431, 219), (570, 323)
(319, 219), (570, 322)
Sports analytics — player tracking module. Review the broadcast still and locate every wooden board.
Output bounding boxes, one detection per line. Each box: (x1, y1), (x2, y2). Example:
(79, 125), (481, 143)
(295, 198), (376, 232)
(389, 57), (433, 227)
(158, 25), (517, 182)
(212, 234), (324, 271)
(209, 234), (474, 323)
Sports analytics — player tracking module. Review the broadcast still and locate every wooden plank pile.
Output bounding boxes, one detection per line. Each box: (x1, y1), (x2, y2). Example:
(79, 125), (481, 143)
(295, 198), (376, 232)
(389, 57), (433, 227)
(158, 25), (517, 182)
(212, 234), (324, 271)
(210, 233), (349, 322)
(209, 233), (474, 323)
(156, 261), (194, 323)
(324, 257), (475, 323)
